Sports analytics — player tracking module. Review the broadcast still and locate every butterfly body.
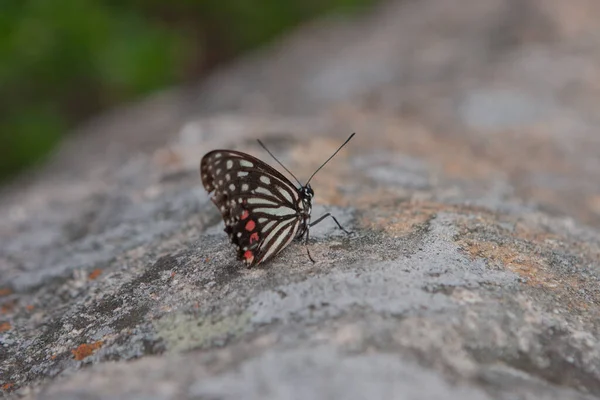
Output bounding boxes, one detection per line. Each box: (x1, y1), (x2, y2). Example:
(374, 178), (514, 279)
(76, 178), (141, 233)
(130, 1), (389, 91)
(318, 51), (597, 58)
(200, 133), (354, 267)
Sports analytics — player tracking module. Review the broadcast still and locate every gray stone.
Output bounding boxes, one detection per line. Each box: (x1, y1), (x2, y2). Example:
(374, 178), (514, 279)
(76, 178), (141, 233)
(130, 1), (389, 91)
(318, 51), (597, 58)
(2, 0), (600, 399)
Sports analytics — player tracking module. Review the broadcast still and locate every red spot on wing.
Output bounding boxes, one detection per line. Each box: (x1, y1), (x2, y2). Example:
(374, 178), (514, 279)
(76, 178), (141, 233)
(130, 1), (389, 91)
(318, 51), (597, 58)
(250, 232), (259, 243)
(244, 250), (254, 263)
(241, 210), (249, 220)
(245, 220), (256, 231)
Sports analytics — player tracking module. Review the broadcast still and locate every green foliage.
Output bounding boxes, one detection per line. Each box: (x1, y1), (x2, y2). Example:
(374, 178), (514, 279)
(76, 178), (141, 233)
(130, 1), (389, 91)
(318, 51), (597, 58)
(0, 0), (374, 182)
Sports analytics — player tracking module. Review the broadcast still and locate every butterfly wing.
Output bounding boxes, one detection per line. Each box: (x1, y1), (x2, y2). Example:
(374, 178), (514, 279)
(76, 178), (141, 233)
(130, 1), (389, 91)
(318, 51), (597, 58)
(200, 150), (305, 266)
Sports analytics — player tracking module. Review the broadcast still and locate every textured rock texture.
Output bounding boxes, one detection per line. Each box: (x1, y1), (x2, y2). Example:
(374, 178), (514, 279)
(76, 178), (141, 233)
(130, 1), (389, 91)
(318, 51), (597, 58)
(2, 0), (600, 398)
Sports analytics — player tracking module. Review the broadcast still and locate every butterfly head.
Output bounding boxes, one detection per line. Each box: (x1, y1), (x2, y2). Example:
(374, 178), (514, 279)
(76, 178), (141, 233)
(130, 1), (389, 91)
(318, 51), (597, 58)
(302, 184), (314, 200)
(298, 184), (314, 221)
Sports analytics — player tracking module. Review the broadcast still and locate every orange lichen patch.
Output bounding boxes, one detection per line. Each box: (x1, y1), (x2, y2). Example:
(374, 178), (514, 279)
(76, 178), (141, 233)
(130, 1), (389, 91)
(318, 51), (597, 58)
(2, 383), (14, 391)
(461, 239), (559, 288)
(0, 300), (16, 315)
(88, 268), (103, 280)
(513, 219), (600, 265)
(0, 288), (12, 297)
(454, 216), (599, 315)
(0, 322), (11, 332)
(455, 213), (553, 287)
(352, 187), (410, 209)
(25, 304), (35, 311)
(362, 201), (438, 236)
(359, 199), (494, 236)
(513, 224), (562, 245)
(336, 109), (600, 226)
(71, 341), (103, 361)
(368, 114), (574, 182)
(361, 116), (499, 181)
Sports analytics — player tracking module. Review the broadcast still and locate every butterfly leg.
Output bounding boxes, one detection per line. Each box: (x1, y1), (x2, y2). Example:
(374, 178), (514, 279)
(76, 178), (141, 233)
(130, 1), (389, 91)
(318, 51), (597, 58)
(309, 213), (353, 235)
(304, 228), (316, 263)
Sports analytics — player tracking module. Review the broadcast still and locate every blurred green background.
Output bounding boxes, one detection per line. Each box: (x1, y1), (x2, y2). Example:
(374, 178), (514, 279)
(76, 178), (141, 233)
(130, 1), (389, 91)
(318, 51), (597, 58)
(0, 0), (375, 183)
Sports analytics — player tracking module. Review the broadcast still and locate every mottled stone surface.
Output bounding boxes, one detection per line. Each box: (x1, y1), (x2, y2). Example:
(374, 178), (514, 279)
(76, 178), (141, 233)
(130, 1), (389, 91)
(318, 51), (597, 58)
(2, 0), (600, 398)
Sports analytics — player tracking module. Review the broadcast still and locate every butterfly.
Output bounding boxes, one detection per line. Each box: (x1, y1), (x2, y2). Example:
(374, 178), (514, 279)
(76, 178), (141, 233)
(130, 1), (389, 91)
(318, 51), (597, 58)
(200, 133), (355, 267)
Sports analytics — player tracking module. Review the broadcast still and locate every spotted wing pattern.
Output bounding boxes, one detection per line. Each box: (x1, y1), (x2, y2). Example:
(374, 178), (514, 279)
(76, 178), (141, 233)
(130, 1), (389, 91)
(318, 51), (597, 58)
(200, 150), (306, 266)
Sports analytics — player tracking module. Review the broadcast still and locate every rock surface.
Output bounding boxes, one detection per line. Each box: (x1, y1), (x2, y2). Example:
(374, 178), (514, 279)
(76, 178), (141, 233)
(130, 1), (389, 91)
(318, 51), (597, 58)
(2, 0), (600, 398)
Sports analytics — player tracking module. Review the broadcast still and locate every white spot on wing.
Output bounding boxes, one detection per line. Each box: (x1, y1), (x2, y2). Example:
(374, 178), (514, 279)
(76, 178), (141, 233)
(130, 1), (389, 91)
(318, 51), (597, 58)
(278, 186), (294, 203)
(266, 225), (293, 258)
(214, 153), (222, 158)
(276, 221), (300, 259)
(242, 184), (249, 191)
(260, 220), (299, 262)
(226, 160), (233, 169)
(254, 206), (297, 216)
(260, 176), (271, 185)
(226, 174), (231, 181)
(255, 187), (273, 196)
(260, 221), (290, 252)
(238, 171), (249, 177)
(248, 198), (279, 206)
(240, 160), (253, 168)
(262, 220), (277, 232)
(229, 184), (236, 191)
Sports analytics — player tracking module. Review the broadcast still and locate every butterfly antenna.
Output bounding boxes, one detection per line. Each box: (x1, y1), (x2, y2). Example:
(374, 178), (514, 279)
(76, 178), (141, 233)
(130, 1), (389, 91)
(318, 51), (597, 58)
(306, 133), (355, 185)
(257, 139), (303, 186)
